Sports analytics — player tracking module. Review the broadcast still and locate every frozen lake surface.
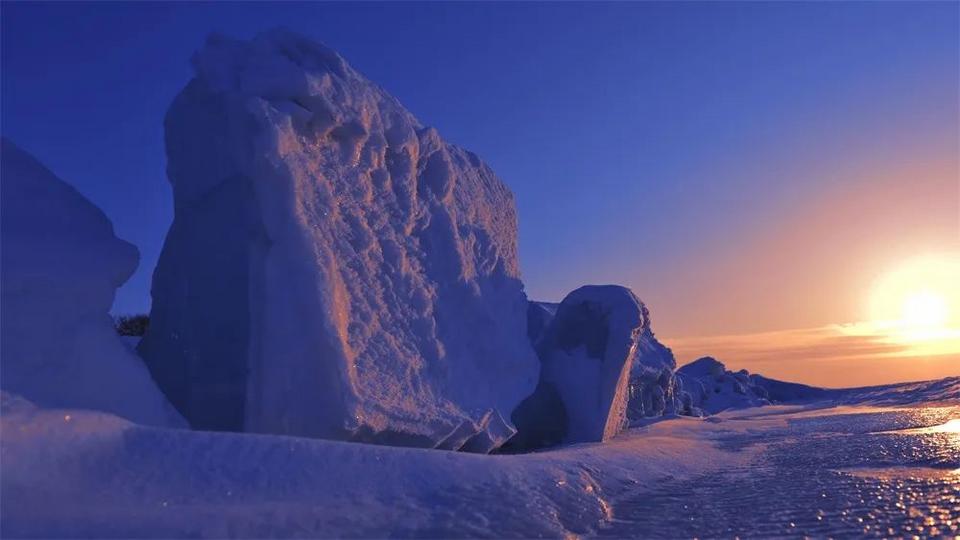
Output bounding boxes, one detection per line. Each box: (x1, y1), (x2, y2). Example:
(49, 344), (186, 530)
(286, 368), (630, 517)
(599, 406), (960, 538)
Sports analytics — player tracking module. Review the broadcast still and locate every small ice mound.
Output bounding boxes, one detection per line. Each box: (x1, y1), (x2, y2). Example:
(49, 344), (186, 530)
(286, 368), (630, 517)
(676, 357), (772, 414)
(0, 138), (184, 428)
(512, 285), (647, 447)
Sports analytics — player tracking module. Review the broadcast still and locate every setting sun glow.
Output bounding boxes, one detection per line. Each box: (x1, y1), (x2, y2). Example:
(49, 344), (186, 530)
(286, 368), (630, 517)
(858, 254), (960, 353)
(900, 289), (950, 330)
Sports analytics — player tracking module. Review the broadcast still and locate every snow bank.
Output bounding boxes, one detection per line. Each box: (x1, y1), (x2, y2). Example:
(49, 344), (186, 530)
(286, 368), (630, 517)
(139, 29), (538, 451)
(0, 395), (737, 539)
(0, 138), (183, 428)
(515, 286), (657, 447)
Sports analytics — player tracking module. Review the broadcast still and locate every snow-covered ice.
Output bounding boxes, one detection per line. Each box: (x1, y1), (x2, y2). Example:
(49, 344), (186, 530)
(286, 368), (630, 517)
(676, 356), (834, 414)
(625, 301), (689, 420)
(515, 286), (659, 446)
(515, 287), (692, 448)
(0, 390), (737, 539)
(676, 356), (772, 414)
(0, 139), (184, 428)
(3, 378), (957, 538)
(138, 30), (539, 450)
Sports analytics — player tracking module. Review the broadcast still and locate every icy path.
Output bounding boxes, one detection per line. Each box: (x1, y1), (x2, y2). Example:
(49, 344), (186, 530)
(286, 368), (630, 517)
(598, 405), (960, 538)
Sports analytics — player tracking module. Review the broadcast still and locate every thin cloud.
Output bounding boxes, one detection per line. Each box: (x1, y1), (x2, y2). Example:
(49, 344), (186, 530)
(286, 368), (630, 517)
(662, 323), (960, 388)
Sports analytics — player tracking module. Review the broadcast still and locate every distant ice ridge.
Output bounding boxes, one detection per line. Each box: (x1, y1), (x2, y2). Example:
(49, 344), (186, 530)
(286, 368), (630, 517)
(0, 138), (184, 428)
(676, 357), (771, 414)
(139, 29), (539, 451)
(676, 356), (828, 414)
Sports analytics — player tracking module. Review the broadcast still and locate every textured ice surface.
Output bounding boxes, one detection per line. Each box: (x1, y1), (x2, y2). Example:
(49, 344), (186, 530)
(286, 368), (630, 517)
(676, 356), (844, 414)
(0, 139), (183, 428)
(515, 286), (653, 446)
(598, 404), (960, 539)
(139, 29), (538, 451)
(676, 356), (773, 414)
(625, 301), (689, 420)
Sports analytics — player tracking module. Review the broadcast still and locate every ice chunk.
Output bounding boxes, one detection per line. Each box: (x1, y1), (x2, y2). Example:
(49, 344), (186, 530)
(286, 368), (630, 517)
(139, 29), (539, 451)
(676, 357), (772, 414)
(514, 286), (645, 446)
(0, 138), (184, 428)
(625, 303), (691, 420)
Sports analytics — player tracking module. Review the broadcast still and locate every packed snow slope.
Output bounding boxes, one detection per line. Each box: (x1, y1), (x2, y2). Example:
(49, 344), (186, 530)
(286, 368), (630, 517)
(0, 139), (183, 428)
(3, 378), (956, 538)
(139, 29), (539, 450)
(0, 390), (737, 539)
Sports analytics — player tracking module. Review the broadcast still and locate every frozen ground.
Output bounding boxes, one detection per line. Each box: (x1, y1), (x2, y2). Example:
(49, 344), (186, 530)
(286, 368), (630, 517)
(600, 403), (960, 538)
(2, 377), (957, 538)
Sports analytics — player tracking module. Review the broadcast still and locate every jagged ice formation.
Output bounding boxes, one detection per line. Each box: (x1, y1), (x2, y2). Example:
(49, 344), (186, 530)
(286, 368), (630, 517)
(139, 30), (539, 452)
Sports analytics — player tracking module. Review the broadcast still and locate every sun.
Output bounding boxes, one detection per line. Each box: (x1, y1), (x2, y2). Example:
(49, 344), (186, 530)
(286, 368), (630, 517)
(900, 289), (950, 329)
(865, 253), (960, 349)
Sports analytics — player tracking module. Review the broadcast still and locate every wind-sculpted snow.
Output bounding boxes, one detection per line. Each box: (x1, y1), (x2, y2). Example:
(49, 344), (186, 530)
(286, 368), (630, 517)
(139, 29), (539, 451)
(515, 286), (669, 447)
(0, 139), (184, 428)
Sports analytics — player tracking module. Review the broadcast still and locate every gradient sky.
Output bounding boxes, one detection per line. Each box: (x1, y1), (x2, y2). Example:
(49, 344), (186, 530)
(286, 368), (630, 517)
(3, 2), (958, 386)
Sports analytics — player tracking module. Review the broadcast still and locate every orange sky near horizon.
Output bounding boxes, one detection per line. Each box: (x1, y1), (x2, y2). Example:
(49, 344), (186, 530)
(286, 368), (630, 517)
(653, 154), (959, 387)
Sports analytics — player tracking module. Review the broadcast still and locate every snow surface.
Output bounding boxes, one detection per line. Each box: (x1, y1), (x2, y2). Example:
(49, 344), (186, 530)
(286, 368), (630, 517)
(139, 29), (539, 450)
(4, 378), (956, 538)
(0, 139), (184, 428)
(0, 390), (738, 539)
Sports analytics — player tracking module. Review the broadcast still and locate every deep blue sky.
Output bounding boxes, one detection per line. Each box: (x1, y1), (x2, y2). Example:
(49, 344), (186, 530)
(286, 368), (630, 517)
(3, 2), (957, 338)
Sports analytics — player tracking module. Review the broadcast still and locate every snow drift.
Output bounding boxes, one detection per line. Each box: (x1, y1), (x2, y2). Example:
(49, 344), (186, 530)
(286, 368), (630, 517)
(0, 138), (183, 428)
(139, 29), (539, 451)
(0, 392), (738, 539)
